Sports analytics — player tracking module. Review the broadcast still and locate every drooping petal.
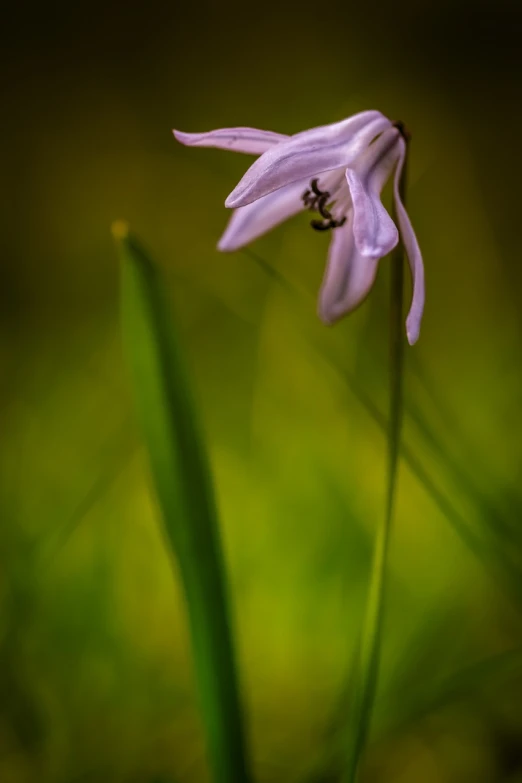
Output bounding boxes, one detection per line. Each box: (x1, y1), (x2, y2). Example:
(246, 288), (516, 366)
(218, 179), (308, 252)
(346, 169), (399, 259)
(318, 213), (380, 324)
(345, 127), (402, 260)
(225, 111), (392, 208)
(393, 139), (425, 345)
(173, 127), (289, 155)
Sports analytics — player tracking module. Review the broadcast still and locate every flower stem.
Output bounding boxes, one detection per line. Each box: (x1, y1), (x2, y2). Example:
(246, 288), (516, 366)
(342, 140), (408, 783)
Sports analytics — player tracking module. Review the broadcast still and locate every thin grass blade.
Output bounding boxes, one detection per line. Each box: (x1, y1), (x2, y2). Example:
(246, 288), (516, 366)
(114, 222), (251, 783)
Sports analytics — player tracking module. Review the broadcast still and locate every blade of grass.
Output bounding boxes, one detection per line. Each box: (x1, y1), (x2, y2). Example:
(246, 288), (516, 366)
(114, 222), (252, 783)
(242, 250), (522, 608)
(383, 646), (522, 737)
(297, 645), (522, 783)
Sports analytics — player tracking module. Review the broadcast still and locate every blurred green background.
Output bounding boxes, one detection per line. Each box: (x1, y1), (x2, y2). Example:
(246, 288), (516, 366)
(2, 0), (522, 780)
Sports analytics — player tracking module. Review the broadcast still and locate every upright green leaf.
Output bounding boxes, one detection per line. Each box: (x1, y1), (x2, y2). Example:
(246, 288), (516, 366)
(114, 222), (251, 783)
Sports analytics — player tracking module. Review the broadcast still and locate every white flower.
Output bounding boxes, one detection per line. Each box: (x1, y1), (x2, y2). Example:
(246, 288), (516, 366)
(174, 110), (424, 344)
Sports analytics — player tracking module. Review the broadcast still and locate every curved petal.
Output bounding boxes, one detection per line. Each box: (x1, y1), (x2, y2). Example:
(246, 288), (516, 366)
(393, 139), (425, 345)
(225, 111), (392, 208)
(173, 127), (289, 155)
(218, 179), (307, 252)
(318, 214), (380, 324)
(346, 168), (399, 260)
(345, 127), (402, 260)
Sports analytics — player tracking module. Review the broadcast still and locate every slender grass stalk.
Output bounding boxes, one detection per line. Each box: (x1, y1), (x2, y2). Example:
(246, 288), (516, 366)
(342, 143), (408, 783)
(244, 245), (522, 607)
(114, 223), (251, 783)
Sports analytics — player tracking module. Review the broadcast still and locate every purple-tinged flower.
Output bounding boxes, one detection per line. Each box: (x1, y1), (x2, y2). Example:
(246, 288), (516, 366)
(174, 110), (424, 344)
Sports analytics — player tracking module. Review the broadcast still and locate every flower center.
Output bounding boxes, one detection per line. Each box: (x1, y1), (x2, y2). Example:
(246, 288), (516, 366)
(301, 179), (347, 232)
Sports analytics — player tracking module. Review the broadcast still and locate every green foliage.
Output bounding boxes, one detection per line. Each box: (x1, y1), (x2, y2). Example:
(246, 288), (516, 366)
(116, 224), (252, 783)
(3, 32), (522, 782)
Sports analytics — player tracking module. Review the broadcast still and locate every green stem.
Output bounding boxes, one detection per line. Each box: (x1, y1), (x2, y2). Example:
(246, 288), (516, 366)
(342, 138), (408, 783)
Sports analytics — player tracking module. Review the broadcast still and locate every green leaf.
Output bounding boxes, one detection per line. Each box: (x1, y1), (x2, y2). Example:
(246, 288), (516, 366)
(114, 222), (252, 783)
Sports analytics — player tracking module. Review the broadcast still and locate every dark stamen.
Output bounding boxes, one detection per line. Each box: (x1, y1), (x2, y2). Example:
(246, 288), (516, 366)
(311, 215), (347, 231)
(301, 178), (331, 212)
(311, 178), (324, 197)
(311, 219), (332, 231)
(317, 195), (332, 220)
(302, 177), (345, 231)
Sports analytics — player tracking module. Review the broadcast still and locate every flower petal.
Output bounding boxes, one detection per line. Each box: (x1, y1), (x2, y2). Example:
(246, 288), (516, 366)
(173, 127), (289, 155)
(345, 127), (402, 260)
(218, 179), (308, 252)
(225, 111), (392, 208)
(393, 139), (425, 345)
(318, 213), (380, 324)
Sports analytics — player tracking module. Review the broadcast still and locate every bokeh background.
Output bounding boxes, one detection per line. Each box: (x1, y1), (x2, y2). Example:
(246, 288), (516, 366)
(2, 0), (522, 780)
